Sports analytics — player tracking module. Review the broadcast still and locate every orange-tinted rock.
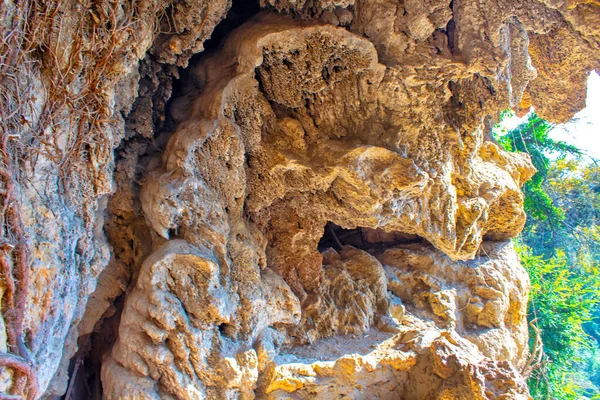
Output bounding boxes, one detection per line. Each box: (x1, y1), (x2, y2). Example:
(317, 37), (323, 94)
(1, 0), (599, 398)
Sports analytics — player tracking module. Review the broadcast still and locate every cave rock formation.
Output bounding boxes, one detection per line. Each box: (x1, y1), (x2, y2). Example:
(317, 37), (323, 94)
(0, 0), (598, 398)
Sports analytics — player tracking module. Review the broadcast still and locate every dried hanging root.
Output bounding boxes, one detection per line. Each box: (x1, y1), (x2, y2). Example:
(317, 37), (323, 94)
(0, 1), (38, 395)
(0, 168), (37, 400)
(0, 351), (37, 399)
(521, 317), (545, 380)
(0, 175), (37, 399)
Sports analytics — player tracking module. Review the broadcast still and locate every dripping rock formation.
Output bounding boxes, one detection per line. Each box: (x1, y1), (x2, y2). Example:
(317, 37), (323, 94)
(0, 0), (598, 398)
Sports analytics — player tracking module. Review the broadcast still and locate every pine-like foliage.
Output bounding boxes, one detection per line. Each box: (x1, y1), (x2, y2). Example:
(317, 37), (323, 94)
(495, 111), (600, 399)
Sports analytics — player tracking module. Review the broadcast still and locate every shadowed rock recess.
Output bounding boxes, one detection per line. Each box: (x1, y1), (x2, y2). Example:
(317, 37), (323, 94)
(0, 0), (599, 399)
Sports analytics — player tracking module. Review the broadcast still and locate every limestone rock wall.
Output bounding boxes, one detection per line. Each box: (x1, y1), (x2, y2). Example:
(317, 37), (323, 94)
(0, 0), (598, 399)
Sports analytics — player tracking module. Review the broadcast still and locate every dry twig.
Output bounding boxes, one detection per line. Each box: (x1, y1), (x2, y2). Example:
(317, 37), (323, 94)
(521, 318), (545, 379)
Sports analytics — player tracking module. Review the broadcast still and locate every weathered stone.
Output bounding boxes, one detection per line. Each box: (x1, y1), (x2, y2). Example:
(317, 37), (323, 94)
(0, 0), (598, 398)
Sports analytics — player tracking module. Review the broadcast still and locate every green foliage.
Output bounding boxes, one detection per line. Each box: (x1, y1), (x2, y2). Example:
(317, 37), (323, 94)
(518, 242), (600, 399)
(547, 159), (600, 263)
(495, 111), (600, 399)
(496, 112), (580, 236)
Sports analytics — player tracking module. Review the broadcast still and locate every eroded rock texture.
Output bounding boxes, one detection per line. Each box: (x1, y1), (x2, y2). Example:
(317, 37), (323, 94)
(0, 0), (598, 399)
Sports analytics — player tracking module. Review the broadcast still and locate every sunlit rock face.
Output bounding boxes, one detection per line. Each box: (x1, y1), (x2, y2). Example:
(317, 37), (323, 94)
(104, 14), (535, 399)
(1, 0), (599, 398)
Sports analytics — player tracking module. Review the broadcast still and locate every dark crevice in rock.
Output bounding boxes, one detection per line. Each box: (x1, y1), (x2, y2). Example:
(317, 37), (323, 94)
(446, 0), (458, 55)
(62, 294), (126, 400)
(124, 56), (179, 142)
(318, 222), (424, 253)
(154, 0), (262, 146)
(200, 0), (261, 54)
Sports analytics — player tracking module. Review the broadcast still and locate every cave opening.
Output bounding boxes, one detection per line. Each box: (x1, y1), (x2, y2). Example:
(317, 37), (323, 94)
(200, 0), (261, 55)
(158, 0), (262, 144)
(317, 222), (424, 253)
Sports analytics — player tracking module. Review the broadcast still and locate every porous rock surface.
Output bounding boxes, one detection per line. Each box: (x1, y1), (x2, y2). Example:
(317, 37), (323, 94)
(0, 0), (598, 399)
